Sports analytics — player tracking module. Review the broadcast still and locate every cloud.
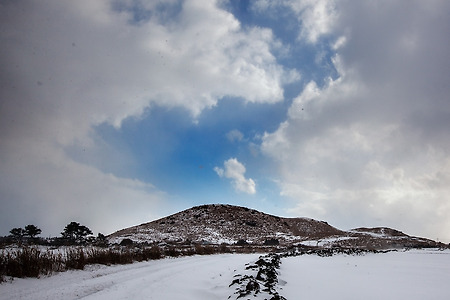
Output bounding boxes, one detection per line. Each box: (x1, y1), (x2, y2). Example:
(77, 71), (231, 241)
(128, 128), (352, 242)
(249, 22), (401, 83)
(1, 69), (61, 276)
(226, 129), (244, 143)
(0, 0), (288, 234)
(214, 158), (256, 194)
(0, 136), (165, 236)
(253, 0), (337, 43)
(0, 0), (291, 149)
(1, 0), (289, 136)
(289, 0), (337, 43)
(261, 0), (450, 241)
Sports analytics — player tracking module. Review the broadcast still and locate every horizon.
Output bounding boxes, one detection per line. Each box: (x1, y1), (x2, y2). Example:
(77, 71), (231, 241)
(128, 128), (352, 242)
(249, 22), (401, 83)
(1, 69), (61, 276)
(1, 0), (450, 243)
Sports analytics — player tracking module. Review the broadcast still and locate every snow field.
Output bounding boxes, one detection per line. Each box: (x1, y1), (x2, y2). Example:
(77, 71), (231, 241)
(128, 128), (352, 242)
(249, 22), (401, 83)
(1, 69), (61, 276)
(278, 249), (450, 300)
(1, 249), (449, 299)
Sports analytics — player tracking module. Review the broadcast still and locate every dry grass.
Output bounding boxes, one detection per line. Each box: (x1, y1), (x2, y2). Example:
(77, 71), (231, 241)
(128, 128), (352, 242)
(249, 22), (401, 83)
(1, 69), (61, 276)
(1, 243), (264, 282)
(0, 245), (165, 282)
(0, 247), (64, 281)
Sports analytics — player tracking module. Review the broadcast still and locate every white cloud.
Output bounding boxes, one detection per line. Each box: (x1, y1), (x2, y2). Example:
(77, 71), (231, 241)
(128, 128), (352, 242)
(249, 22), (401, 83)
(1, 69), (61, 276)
(253, 0), (337, 43)
(213, 166), (224, 178)
(226, 129), (244, 143)
(0, 0), (290, 147)
(289, 0), (337, 43)
(262, 0), (450, 242)
(214, 158), (256, 194)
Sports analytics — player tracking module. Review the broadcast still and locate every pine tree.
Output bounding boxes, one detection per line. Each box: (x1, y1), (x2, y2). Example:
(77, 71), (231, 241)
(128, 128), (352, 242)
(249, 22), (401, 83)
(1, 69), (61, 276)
(9, 227), (26, 241)
(24, 224), (42, 238)
(61, 222), (93, 244)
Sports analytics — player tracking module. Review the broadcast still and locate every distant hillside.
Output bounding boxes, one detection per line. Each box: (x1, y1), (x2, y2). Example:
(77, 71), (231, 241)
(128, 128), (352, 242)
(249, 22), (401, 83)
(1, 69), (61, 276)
(108, 204), (441, 249)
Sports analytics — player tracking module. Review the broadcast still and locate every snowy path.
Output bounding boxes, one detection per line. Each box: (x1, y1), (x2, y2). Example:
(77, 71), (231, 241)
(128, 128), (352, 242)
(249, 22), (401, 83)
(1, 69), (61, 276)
(0, 254), (259, 300)
(279, 249), (450, 300)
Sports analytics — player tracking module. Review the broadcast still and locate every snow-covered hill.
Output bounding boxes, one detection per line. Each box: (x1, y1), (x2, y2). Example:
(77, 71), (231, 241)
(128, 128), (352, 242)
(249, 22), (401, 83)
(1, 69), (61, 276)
(108, 204), (343, 245)
(108, 204), (440, 249)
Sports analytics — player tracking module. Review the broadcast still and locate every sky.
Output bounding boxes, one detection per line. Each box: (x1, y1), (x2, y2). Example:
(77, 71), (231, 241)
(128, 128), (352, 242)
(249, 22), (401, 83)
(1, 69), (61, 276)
(1, 0), (449, 243)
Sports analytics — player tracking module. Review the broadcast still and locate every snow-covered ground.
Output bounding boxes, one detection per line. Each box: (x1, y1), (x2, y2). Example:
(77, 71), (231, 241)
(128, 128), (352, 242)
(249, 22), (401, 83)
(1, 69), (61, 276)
(0, 253), (260, 300)
(279, 249), (450, 300)
(298, 236), (358, 247)
(1, 249), (449, 299)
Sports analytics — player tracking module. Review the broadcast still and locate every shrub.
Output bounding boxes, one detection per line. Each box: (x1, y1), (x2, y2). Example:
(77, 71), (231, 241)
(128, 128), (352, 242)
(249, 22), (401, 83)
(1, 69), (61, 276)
(219, 243), (231, 253)
(194, 244), (216, 255)
(264, 239), (279, 246)
(119, 239), (134, 246)
(245, 221), (257, 227)
(141, 246), (162, 260)
(236, 239), (249, 246)
(164, 246), (180, 257)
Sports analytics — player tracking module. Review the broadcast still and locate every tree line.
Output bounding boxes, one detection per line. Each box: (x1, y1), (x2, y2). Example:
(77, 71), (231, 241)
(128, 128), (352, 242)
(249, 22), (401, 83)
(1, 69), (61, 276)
(6, 222), (107, 246)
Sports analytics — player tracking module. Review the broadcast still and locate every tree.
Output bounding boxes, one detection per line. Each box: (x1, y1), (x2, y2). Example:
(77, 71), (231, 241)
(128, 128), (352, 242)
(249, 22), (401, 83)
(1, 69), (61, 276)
(9, 227), (26, 241)
(24, 224), (42, 238)
(95, 233), (109, 247)
(61, 222), (93, 244)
